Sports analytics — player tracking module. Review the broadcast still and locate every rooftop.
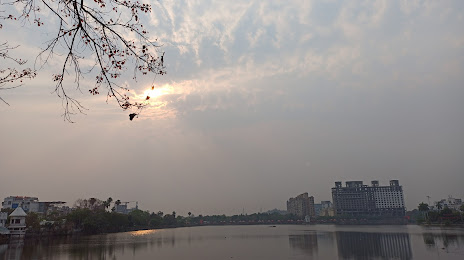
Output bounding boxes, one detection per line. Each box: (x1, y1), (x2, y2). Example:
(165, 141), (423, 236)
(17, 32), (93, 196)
(9, 207), (27, 217)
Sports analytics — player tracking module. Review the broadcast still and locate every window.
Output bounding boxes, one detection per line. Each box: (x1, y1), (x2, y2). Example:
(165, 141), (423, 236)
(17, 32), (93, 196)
(15, 219), (20, 224)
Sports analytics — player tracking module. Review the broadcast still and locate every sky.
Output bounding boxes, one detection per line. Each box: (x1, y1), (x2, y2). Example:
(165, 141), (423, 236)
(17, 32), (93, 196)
(1, 0), (463, 215)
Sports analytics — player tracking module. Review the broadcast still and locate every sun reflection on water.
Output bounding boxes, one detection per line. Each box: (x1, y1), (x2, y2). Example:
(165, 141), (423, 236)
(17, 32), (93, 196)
(130, 229), (157, 236)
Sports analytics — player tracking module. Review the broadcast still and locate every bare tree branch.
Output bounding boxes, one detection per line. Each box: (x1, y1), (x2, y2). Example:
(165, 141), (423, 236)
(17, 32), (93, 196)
(1, 0), (165, 121)
(0, 42), (37, 105)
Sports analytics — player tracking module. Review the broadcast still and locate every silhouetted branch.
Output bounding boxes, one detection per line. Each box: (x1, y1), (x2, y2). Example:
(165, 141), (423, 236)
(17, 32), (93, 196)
(1, 0), (165, 121)
(0, 42), (36, 105)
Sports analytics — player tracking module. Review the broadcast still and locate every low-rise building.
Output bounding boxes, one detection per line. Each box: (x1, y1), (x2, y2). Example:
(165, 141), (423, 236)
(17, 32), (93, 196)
(0, 212), (7, 227)
(8, 207), (27, 237)
(314, 201), (334, 217)
(2, 196), (39, 213)
(115, 202), (138, 214)
(319, 201), (334, 216)
(2, 196), (66, 214)
(435, 197), (462, 211)
(314, 203), (322, 216)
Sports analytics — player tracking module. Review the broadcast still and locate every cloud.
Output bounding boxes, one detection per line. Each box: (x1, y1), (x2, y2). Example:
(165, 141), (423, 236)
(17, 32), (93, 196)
(2, 0), (464, 212)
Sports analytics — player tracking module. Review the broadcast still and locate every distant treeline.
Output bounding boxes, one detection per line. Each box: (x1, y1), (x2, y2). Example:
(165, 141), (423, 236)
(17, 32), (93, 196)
(13, 197), (304, 235)
(23, 208), (302, 235)
(412, 202), (464, 226)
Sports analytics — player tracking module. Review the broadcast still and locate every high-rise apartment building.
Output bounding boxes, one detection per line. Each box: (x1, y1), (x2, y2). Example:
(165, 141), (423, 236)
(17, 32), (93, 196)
(287, 192), (315, 218)
(332, 180), (405, 217)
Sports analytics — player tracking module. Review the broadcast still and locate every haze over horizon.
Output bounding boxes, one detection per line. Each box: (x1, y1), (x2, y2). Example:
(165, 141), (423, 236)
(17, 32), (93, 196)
(1, 0), (463, 216)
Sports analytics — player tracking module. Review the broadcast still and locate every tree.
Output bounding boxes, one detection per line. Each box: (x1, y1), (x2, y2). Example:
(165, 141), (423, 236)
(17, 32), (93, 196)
(128, 209), (150, 226)
(418, 202), (429, 222)
(148, 212), (162, 228)
(103, 197), (113, 210)
(163, 213), (176, 226)
(440, 206), (452, 216)
(25, 212), (41, 231)
(188, 212), (192, 217)
(74, 198), (104, 211)
(0, 42), (37, 105)
(418, 202), (429, 212)
(1, 0), (165, 121)
(435, 201), (443, 211)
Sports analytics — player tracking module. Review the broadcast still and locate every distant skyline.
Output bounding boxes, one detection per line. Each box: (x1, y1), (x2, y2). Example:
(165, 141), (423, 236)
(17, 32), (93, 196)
(0, 179), (452, 216)
(1, 0), (463, 216)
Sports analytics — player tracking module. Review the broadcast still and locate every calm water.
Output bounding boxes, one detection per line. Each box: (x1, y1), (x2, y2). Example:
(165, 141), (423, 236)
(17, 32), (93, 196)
(1, 225), (464, 259)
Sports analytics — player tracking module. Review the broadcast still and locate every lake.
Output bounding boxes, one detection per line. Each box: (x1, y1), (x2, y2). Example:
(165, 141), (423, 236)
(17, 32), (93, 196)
(1, 225), (464, 259)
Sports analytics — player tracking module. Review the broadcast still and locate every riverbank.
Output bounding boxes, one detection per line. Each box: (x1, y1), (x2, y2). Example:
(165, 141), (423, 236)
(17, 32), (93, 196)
(4, 221), (464, 245)
(420, 223), (464, 228)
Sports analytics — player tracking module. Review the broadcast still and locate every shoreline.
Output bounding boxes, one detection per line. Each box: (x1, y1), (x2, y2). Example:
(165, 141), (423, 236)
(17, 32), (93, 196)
(4, 221), (464, 244)
(2, 222), (464, 245)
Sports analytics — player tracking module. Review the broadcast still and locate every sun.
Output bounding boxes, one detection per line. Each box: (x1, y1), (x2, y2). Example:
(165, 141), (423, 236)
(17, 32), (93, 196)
(143, 85), (171, 100)
(144, 88), (164, 99)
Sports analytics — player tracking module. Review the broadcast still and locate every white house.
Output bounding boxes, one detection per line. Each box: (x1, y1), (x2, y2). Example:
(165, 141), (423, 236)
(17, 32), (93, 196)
(8, 207), (27, 237)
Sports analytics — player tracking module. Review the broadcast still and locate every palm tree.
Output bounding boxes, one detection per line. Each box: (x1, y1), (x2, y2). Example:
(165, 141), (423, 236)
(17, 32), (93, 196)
(418, 202), (429, 222)
(435, 201), (443, 211)
(103, 197), (113, 210)
(418, 202), (429, 211)
(188, 212), (192, 218)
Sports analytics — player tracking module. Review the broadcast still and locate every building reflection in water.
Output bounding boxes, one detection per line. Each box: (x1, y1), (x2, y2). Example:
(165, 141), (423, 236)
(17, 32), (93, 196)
(0, 233), (166, 260)
(336, 232), (412, 260)
(0, 239), (24, 260)
(288, 232), (318, 256)
(423, 232), (464, 252)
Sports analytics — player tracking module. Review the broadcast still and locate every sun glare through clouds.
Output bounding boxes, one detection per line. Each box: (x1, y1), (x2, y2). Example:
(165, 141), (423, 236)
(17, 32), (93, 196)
(143, 84), (173, 100)
(132, 84), (179, 119)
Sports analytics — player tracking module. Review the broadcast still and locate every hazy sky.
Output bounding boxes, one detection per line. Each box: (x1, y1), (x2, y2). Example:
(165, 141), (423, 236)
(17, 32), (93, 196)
(1, 0), (463, 215)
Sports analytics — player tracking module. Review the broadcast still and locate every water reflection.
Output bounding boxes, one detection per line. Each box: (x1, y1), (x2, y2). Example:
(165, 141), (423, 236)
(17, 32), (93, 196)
(130, 230), (157, 236)
(0, 240), (24, 260)
(423, 232), (464, 252)
(0, 235), (164, 260)
(336, 231), (412, 260)
(1, 226), (464, 259)
(288, 232), (318, 256)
